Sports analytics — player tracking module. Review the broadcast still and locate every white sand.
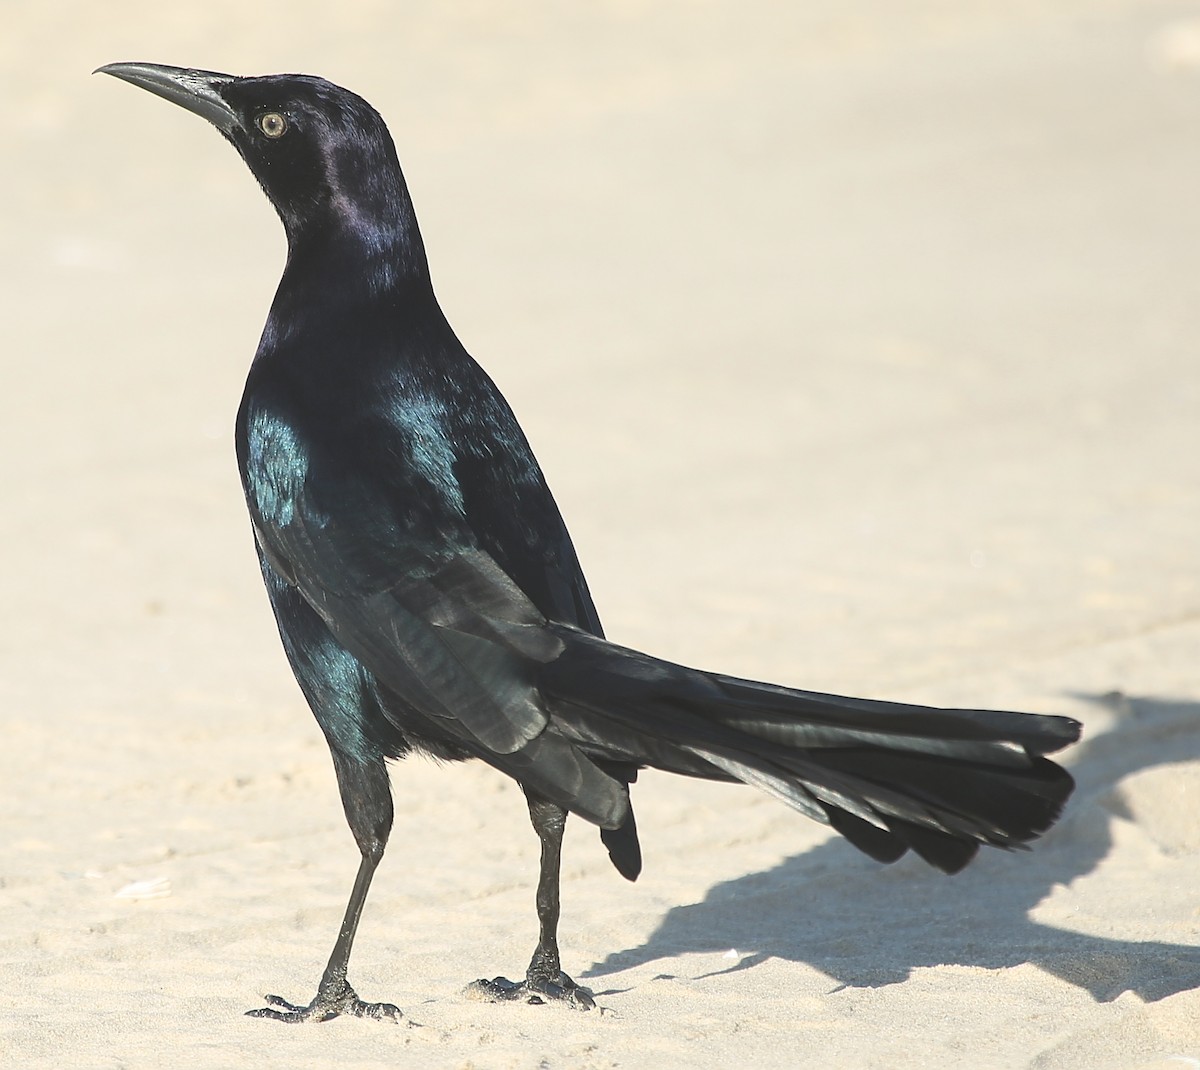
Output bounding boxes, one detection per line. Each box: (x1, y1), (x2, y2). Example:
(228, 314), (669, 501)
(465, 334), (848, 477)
(3, 3), (1200, 1067)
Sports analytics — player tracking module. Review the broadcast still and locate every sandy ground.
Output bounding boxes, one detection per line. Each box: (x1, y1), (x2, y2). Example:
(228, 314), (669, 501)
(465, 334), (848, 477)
(3, 2), (1200, 1067)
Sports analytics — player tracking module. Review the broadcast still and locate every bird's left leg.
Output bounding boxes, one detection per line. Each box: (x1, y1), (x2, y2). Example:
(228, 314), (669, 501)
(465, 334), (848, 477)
(469, 790), (595, 1009)
(247, 750), (402, 1023)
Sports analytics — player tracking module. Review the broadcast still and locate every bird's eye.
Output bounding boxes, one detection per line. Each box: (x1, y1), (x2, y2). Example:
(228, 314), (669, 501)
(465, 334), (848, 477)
(258, 112), (288, 138)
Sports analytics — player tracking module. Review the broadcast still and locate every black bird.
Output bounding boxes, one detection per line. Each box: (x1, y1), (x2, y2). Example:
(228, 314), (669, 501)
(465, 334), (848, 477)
(97, 62), (1081, 1023)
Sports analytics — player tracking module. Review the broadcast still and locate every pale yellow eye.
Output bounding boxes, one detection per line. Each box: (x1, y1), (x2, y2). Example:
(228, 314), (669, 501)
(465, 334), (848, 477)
(258, 112), (287, 138)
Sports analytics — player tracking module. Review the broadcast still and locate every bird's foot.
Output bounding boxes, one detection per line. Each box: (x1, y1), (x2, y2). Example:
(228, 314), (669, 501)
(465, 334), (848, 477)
(246, 979), (402, 1024)
(467, 970), (595, 1010)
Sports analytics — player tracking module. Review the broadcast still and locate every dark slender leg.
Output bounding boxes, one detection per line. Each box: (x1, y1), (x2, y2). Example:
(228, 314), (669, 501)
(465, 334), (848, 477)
(247, 752), (402, 1023)
(469, 791), (595, 1009)
(526, 793), (567, 986)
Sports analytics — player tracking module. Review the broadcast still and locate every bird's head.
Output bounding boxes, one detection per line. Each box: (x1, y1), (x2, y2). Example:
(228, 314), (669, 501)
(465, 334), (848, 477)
(97, 62), (423, 272)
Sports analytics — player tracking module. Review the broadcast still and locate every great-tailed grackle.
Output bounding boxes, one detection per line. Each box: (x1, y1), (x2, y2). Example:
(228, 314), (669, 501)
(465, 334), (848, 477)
(98, 62), (1081, 1023)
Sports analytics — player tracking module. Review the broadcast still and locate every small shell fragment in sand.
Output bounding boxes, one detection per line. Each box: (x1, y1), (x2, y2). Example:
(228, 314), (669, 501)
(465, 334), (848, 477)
(114, 877), (172, 901)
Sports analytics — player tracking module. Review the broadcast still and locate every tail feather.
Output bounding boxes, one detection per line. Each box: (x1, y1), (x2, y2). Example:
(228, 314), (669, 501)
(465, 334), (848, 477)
(539, 626), (1080, 874)
(883, 818), (980, 873)
(824, 808), (909, 865)
(708, 673), (1076, 758)
(600, 801), (642, 880)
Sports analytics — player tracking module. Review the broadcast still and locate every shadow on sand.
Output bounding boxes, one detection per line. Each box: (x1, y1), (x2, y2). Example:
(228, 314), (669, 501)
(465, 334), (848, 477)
(584, 692), (1200, 1003)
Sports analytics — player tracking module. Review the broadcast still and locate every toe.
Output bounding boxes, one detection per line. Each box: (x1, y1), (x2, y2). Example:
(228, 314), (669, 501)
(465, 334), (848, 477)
(352, 1000), (403, 1022)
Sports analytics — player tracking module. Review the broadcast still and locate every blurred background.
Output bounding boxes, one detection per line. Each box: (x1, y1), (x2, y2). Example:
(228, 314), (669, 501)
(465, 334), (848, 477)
(3, 3), (1200, 1065)
(4, 2), (1199, 704)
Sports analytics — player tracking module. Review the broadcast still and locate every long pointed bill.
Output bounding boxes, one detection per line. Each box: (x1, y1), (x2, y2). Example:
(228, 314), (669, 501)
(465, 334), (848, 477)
(95, 62), (240, 133)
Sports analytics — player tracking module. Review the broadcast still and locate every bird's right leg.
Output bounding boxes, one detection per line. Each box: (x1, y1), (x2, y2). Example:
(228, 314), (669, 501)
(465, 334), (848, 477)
(469, 790), (595, 1009)
(247, 750), (401, 1024)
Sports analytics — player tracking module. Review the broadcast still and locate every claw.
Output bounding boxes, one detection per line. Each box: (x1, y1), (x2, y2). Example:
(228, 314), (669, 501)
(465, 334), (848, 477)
(350, 999), (403, 1022)
(246, 980), (402, 1024)
(466, 971), (595, 1010)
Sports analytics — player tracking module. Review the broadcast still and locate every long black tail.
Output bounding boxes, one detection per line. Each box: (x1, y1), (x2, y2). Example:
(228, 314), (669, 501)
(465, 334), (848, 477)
(538, 626), (1080, 876)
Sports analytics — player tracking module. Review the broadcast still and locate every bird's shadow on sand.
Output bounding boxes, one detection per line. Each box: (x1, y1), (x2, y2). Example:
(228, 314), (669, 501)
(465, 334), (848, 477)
(584, 692), (1200, 1003)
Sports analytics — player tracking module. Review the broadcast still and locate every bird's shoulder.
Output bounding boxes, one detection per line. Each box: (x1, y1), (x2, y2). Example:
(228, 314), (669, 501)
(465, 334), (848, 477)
(236, 309), (602, 633)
